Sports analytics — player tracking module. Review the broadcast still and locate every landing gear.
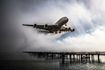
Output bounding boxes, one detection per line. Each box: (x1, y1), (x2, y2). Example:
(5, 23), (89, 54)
(49, 31), (54, 33)
(59, 31), (61, 33)
(65, 23), (67, 26)
(54, 31), (61, 34)
(55, 31), (57, 34)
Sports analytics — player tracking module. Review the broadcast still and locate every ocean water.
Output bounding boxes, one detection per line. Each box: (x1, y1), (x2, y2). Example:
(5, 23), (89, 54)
(0, 52), (105, 70)
(1, 60), (105, 70)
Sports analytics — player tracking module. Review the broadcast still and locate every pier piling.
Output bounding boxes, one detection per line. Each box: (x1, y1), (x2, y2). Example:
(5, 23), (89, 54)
(62, 54), (65, 64)
(98, 54), (100, 63)
(23, 51), (105, 64)
(91, 54), (94, 63)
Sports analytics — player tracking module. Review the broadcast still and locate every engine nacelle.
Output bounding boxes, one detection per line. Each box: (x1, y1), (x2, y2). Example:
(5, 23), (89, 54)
(33, 24), (37, 28)
(44, 24), (48, 28)
(65, 27), (71, 31)
(68, 27), (71, 31)
(71, 28), (75, 32)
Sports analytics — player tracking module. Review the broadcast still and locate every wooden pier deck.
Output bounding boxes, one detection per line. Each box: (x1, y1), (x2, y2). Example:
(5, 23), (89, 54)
(23, 51), (105, 64)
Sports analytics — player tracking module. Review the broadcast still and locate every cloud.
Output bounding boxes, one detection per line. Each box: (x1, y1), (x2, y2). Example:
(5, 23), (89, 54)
(61, 26), (105, 51)
(15, 0), (105, 53)
(1, 0), (105, 53)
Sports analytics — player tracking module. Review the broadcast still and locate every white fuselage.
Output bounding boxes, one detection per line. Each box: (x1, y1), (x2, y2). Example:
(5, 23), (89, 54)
(51, 17), (69, 32)
(55, 17), (69, 26)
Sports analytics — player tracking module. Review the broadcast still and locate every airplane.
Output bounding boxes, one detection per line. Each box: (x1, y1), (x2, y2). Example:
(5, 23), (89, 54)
(22, 17), (75, 34)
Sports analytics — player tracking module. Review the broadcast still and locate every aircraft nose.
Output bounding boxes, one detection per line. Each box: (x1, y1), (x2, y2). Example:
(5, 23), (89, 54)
(66, 17), (69, 21)
(64, 17), (69, 22)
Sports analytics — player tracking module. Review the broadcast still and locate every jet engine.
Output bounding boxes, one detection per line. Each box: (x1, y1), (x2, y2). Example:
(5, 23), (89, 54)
(68, 27), (71, 31)
(33, 24), (37, 28)
(44, 24), (48, 28)
(71, 28), (75, 32)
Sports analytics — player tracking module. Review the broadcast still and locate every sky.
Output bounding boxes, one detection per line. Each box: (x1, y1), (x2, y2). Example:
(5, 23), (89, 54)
(0, 0), (105, 60)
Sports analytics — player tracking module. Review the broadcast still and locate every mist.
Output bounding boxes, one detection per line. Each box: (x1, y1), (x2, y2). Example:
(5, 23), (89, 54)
(0, 0), (105, 60)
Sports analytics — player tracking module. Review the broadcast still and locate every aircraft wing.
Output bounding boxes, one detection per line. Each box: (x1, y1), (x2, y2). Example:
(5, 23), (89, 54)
(22, 24), (58, 30)
(22, 24), (44, 28)
(22, 24), (33, 27)
(60, 26), (75, 32)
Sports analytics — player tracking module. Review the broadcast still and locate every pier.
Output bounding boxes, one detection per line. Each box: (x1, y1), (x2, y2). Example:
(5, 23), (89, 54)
(23, 51), (105, 64)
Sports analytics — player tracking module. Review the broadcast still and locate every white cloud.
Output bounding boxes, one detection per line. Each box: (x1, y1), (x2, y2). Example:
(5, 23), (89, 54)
(60, 26), (105, 51)
(14, 0), (105, 53)
(11, 0), (105, 61)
